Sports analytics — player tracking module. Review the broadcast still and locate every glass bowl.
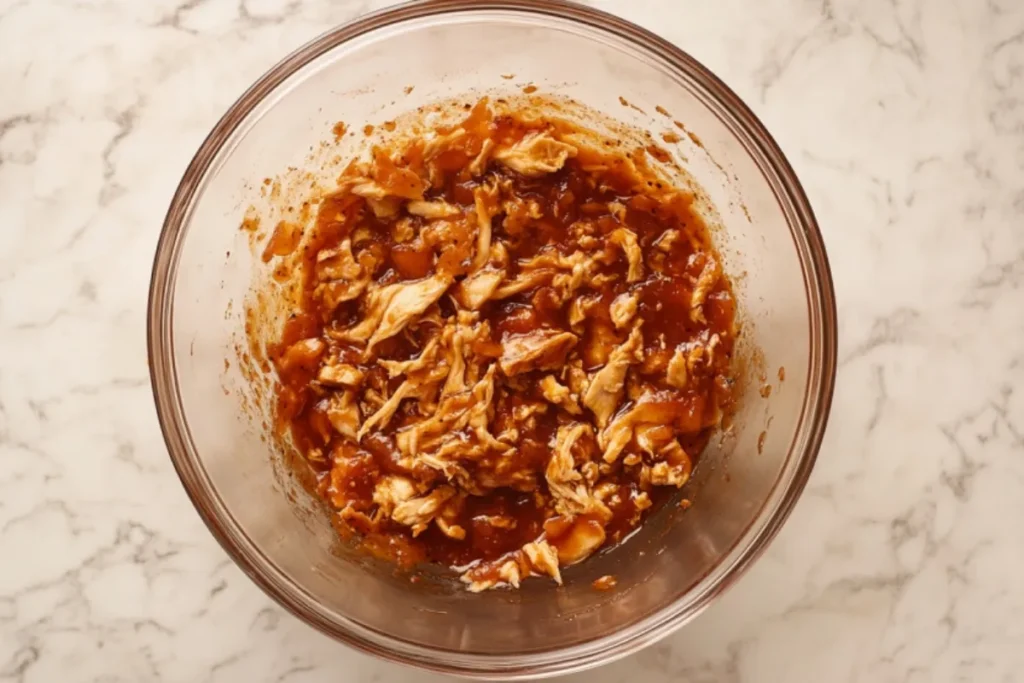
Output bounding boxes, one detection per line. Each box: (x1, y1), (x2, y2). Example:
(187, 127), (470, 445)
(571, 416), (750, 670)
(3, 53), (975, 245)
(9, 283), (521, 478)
(148, 0), (837, 678)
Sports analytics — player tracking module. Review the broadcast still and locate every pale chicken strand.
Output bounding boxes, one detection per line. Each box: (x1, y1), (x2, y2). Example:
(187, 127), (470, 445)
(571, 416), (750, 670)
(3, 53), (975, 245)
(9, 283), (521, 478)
(609, 228), (644, 283)
(493, 131), (577, 177)
(453, 268), (505, 310)
(340, 274), (451, 352)
(690, 255), (721, 323)
(498, 329), (578, 376)
(582, 324), (644, 428)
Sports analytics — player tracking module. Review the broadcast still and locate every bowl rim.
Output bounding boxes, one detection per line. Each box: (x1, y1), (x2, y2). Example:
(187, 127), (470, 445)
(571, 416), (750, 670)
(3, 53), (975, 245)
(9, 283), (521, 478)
(147, 0), (838, 678)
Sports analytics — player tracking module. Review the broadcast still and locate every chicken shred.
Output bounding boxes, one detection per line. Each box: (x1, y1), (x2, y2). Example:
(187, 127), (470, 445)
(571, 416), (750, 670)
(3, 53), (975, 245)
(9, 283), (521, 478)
(583, 324), (643, 428)
(318, 362), (363, 388)
(690, 255), (720, 323)
(666, 345), (692, 388)
(546, 423), (607, 518)
(554, 518), (607, 565)
(316, 240), (361, 281)
(539, 375), (582, 414)
(468, 138), (495, 176)
(373, 475), (419, 517)
(314, 239), (369, 313)
(343, 275), (451, 352)
(453, 268), (505, 310)
(635, 423), (674, 456)
(568, 294), (599, 331)
(357, 379), (417, 439)
(499, 329), (578, 376)
(277, 338), (326, 373)
(494, 131), (577, 177)
(598, 395), (679, 463)
(649, 442), (693, 487)
(492, 269), (554, 299)
(610, 291), (639, 330)
(654, 229), (680, 253)
(378, 336), (442, 378)
(523, 540), (562, 584)
(392, 486), (456, 536)
(326, 391), (361, 440)
(407, 199), (461, 219)
(471, 182), (499, 271)
(423, 128), (467, 160)
(609, 228), (644, 283)
(366, 196), (402, 219)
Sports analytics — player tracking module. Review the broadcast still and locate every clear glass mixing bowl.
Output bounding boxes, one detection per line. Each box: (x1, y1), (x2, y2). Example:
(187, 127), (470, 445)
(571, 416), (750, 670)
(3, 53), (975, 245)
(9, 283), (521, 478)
(148, 0), (837, 677)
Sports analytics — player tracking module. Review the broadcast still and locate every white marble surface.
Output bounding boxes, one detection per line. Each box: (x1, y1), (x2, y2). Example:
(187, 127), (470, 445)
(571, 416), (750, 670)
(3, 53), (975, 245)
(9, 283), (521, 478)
(2, 0), (1023, 680)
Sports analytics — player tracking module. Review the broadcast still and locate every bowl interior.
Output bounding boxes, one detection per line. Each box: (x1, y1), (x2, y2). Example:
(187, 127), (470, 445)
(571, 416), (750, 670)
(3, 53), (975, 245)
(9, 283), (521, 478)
(151, 2), (834, 676)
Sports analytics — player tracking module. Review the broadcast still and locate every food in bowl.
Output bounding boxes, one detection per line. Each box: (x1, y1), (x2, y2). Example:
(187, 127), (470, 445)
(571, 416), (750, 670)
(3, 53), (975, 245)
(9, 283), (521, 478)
(260, 96), (737, 591)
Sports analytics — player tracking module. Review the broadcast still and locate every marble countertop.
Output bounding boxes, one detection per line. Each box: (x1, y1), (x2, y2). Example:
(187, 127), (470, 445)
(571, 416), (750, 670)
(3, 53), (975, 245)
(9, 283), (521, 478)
(3, 0), (1023, 680)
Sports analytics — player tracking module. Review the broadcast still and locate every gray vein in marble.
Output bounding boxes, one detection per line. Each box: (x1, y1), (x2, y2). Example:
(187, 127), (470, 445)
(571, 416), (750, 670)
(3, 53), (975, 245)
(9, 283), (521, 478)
(154, 0), (210, 33)
(841, 307), (921, 366)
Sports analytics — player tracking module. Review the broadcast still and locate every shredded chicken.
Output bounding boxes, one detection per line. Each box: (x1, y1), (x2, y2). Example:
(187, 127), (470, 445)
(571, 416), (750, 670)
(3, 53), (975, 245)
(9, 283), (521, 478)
(523, 540), (562, 584)
(348, 180), (389, 200)
(407, 199), (461, 219)
(468, 138), (495, 176)
(392, 486), (456, 536)
(342, 275), (451, 352)
(666, 345), (691, 388)
(635, 423), (673, 456)
(649, 445), (692, 487)
(263, 96), (737, 592)
(539, 375), (581, 414)
(462, 558), (513, 592)
(396, 365), (499, 457)
(317, 362), (363, 388)
(463, 538), (563, 592)
(502, 194), (543, 235)
(316, 279), (369, 314)
(316, 240), (361, 281)
(598, 395), (678, 463)
(568, 294), (599, 332)
(436, 515), (467, 541)
(470, 182), (499, 271)
(691, 255), (720, 323)
(326, 391), (361, 440)
(378, 336), (442, 378)
(609, 228), (644, 283)
(476, 515), (517, 529)
(356, 382), (411, 439)
(392, 218), (416, 243)
(423, 128), (467, 160)
(373, 475), (419, 517)
(583, 324), (643, 428)
(277, 338), (326, 373)
(666, 333), (721, 389)
(546, 423), (607, 518)
(608, 201), (627, 223)
(555, 518), (607, 565)
(499, 329), (578, 376)
(610, 291), (639, 330)
(492, 269), (553, 299)
(494, 131), (577, 177)
(550, 251), (601, 303)
(369, 276), (451, 351)
(453, 268), (505, 310)
(497, 560), (521, 588)
(313, 240), (369, 313)
(366, 196), (401, 219)
(655, 229), (680, 252)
